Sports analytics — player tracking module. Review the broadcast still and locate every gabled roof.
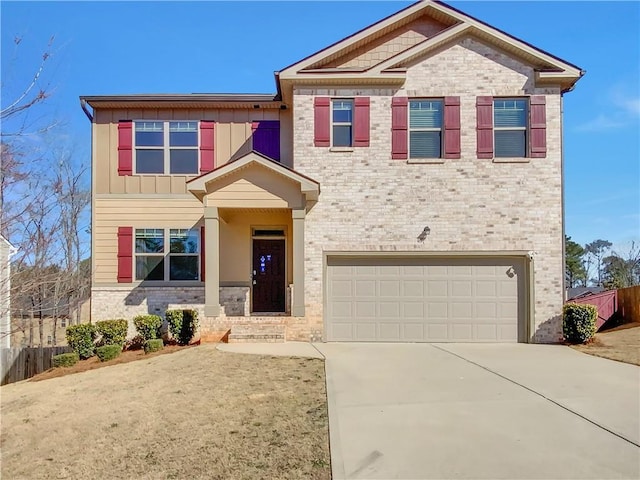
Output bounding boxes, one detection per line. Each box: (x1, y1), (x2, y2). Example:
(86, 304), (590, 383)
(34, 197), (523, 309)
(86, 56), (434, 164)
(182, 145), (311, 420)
(277, 0), (584, 98)
(186, 150), (320, 201)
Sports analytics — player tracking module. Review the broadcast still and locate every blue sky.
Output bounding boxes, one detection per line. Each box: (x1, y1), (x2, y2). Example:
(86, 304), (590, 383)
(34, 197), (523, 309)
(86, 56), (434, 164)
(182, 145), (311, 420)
(2, 1), (639, 252)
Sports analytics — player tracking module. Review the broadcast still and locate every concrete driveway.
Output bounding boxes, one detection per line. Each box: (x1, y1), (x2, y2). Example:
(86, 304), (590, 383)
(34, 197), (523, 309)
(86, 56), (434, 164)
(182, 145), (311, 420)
(314, 343), (640, 480)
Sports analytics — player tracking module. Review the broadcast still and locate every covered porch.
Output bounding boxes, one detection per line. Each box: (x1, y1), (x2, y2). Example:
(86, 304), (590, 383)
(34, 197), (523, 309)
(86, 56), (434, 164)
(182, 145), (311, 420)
(186, 151), (319, 341)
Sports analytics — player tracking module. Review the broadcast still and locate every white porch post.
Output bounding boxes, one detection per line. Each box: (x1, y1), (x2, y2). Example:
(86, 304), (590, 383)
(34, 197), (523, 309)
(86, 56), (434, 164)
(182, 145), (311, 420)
(204, 206), (220, 316)
(292, 208), (305, 317)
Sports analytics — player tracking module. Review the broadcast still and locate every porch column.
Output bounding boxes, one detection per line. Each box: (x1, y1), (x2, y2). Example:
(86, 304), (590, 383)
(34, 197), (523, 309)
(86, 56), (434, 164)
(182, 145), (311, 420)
(292, 208), (305, 317)
(204, 206), (221, 316)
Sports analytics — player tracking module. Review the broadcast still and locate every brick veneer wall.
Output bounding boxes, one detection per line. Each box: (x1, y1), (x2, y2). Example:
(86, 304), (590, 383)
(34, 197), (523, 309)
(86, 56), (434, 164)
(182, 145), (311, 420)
(293, 38), (565, 342)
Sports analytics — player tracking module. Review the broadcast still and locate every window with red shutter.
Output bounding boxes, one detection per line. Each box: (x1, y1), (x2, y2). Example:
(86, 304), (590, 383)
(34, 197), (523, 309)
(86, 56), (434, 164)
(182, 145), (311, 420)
(444, 97), (461, 159)
(314, 97), (330, 147)
(476, 96), (494, 159)
(529, 96), (546, 158)
(391, 97), (408, 159)
(117, 226), (133, 283)
(200, 121), (215, 173)
(353, 97), (370, 147)
(118, 121), (133, 176)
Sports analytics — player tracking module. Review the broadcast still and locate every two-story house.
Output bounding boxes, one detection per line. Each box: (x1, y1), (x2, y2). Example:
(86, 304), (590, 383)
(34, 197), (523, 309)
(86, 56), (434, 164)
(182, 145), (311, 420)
(81, 0), (583, 343)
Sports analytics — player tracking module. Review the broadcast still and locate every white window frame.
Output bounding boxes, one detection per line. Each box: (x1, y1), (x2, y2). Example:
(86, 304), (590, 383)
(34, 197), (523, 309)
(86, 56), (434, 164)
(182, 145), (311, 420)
(408, 99), (443, 159)
(133, 121), (200, 175)
(331, 99), (354, 147)
(134, 228), (201, 282)
(493, 98), (528, 158)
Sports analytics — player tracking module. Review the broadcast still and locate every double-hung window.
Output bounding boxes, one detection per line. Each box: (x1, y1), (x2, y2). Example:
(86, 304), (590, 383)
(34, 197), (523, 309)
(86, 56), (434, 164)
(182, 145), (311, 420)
(134, 121), (199, 174)
(135, 228), (200, 281)
(409, 100), (443, 158)
(332, 100), (353, 147)
(494, 99), (527, 158)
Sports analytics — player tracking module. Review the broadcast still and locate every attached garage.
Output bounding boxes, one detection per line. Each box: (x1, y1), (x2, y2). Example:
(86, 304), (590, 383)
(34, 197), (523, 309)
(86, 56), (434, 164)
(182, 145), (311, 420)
(325, 255), (530, 343)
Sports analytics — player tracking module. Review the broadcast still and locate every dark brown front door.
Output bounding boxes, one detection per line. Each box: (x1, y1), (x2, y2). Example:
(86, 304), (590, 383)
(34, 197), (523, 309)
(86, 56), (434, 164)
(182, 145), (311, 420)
(252, 239), (285, 312)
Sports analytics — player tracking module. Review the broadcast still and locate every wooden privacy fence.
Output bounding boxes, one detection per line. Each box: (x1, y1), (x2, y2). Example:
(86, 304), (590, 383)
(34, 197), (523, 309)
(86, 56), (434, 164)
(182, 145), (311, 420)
(1, 346), (72, 386)
(570, 290), (617, 330)
(617, 285), (640, 323)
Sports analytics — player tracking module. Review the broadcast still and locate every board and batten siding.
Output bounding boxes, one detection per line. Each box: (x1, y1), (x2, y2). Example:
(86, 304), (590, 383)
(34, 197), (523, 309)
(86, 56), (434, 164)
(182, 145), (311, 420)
(93, 108), (291, 196)
(93, 198), (204, 284)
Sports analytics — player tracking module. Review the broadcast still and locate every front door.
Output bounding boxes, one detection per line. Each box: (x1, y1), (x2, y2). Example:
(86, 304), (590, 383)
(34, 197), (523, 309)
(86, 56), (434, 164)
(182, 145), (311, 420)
(252, 239), (285, 312)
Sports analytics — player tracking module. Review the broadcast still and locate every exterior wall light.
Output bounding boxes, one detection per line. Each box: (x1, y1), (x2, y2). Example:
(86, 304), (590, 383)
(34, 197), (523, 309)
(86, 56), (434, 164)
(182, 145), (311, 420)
(417, 226), (430, 242)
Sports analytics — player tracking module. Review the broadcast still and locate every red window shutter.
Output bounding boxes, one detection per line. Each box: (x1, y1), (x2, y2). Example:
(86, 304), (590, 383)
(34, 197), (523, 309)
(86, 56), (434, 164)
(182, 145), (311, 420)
(117, 121), (133, 176)
(391, 97), (408, 159)
(200, 121), (215, 173)
(354, 97), (370, 147)
(200, 225), (205, 282)
(117, 226), (133, 283)
(252, 120), (280, 160)
(529, 96), (546, 158)
(444, 96), (461, 159)
(476, 96), (493, 159)
(314, 97), (330, 147)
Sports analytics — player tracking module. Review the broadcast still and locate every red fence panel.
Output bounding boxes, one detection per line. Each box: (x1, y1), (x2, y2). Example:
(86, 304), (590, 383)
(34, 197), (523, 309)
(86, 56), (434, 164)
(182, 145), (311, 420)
(570, 290), (617, 330)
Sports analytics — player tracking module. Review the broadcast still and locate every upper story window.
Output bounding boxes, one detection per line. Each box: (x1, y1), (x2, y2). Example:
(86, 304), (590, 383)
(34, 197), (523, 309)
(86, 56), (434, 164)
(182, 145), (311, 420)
(135, 228), (200, 281)
(332, 100), (353, 147)
(493, 99), (527, 158)
(134, 121), (199, 174)
(409, 100), (443, 158)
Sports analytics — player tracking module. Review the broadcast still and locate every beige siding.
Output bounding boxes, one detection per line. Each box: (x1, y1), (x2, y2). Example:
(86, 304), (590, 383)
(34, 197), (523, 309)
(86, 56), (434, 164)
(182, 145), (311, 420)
(93, 108), (285, 195)
(204, 164), (305, 210)
(93, 198), (204, 284)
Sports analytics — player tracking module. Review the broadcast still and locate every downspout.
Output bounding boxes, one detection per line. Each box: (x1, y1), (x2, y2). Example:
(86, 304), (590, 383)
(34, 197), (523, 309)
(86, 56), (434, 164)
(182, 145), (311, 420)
(560, 94), (566, 303)
(80, 98), (93, 122)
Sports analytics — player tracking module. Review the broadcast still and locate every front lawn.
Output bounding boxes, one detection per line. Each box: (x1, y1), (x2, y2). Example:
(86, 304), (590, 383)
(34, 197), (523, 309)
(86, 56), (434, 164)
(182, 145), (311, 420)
(0, 345), (331, 479)
(572, 322), (640, 366)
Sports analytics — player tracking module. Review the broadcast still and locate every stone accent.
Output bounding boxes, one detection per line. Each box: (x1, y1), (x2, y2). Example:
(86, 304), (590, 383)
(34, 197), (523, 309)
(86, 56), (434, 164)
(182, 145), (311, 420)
(293, 37), (565, 343)
(228, 324), (285, 343)
(219, 286), (250, 316)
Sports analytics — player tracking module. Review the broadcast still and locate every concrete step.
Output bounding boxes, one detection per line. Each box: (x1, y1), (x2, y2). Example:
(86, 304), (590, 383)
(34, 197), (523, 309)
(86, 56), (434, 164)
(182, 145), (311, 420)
(228, 324), (285, 343)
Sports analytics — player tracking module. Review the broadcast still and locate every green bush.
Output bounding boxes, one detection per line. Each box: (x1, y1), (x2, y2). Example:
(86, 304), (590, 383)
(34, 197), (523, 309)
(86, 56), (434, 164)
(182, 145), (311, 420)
(563, 303), (597, 344)
(166, 309), (199, 345)
(133, 314), (163, 341)
(96, 344), (122, 362)
(96, 319), (128, 346)
(66, 324), (97, 359)
(52, 352), (79, 368)
(144, 339), (164, 354)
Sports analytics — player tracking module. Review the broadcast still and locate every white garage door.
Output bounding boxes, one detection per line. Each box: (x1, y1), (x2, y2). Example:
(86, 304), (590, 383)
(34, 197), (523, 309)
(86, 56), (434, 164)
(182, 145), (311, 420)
(326, 256), (526, 342)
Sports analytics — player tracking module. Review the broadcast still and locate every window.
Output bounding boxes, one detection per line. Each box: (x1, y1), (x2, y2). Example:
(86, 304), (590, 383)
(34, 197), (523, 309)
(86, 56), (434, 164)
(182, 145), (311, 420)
(134, 121), (199, 174)
(494, 99), (527, 157)
(135, 228), (200, 281)
(332, 100), (353, 147)
(409, 100), (443, 158)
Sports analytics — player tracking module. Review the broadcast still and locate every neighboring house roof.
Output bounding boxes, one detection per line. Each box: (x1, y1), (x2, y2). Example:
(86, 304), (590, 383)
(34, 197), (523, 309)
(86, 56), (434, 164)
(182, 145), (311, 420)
(276, 0), (584, 100)
(566, 287), (605, 300)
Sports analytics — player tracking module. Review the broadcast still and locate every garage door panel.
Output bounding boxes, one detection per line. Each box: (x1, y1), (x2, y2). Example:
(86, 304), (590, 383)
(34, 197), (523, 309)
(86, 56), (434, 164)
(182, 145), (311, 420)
(326, 256), (524, 342)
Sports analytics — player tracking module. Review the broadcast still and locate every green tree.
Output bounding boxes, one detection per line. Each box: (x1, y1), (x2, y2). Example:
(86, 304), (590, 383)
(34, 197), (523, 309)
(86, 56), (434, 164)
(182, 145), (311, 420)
(585, 239), (612, 286)
(602, 242), (640, 289)
(565, 235), (586, 288)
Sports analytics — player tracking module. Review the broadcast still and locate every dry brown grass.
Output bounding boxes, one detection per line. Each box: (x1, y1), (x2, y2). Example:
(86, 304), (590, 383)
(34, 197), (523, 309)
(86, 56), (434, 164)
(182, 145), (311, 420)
(0, 345), (330, 480)
(572, 322), (640, 366)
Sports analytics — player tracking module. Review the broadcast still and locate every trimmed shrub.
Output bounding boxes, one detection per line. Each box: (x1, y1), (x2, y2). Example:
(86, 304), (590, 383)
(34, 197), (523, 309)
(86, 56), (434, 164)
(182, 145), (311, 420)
(53, 352), (79, 368)
(144, 339), (164, 354)
(133, 314), (163, 341)
(96, 344), (122, 362)
(166, 309), (199, 345)
(96, 319), (128, 346)
(563, 303), (597, 344)
(66, 324), (97, 359)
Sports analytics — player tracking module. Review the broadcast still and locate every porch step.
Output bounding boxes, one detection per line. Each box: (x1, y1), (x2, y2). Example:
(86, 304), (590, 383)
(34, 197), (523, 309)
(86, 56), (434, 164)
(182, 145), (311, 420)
(228, 324), (285, 343)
